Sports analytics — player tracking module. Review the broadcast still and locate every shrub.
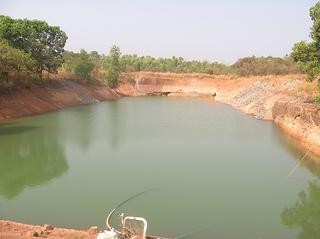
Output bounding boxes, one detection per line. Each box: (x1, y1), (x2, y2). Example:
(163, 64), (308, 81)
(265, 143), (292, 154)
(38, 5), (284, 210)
(231, 56), (302, 76)
(74, 50), (95, 82)
(0, 40), (36, 88)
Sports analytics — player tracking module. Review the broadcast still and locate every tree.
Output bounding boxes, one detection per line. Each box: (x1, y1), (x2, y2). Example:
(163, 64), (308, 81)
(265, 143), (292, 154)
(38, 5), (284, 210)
(291, 2), (320, 84)
(74, 49), (95, 82)
(0, 40), (36, 83)
(0, 15), (67, 74)
(106, 45), (121, 88)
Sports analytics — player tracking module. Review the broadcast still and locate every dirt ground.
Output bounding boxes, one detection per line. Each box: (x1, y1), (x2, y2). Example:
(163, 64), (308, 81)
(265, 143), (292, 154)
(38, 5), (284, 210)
(0, 220), (99, 239)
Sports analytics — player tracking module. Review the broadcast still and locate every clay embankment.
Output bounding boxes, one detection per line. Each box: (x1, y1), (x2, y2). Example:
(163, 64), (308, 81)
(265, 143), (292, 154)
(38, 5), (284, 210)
(0, 72), (319, 157)
(0, 72), (320, 237)
(0, 80), (119, 121)
(118, 72), (320, 158)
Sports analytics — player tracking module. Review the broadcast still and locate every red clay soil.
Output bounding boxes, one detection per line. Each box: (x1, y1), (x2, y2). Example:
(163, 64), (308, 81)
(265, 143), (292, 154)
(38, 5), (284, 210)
(0, 79), (119, 121)
(0, 220), (99, 239)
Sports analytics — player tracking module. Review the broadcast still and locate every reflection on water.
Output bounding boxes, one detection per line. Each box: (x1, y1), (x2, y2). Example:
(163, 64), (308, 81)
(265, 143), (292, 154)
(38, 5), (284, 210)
(272, 121), (320, 239)
(108, 100), (122, 149)
(282, 181), (320, 239)
(0, 120), (68, 199)
(275, 128), (320, 178)
(0, 97), (320, 238)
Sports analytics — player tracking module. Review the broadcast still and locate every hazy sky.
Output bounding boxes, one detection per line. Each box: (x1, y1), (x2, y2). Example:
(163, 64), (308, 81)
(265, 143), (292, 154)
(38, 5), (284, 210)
(0, 0), (318, 63)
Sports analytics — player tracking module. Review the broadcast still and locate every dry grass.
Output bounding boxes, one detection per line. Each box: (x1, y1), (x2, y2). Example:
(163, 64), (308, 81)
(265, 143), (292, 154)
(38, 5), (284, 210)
(298, 79), (320, 97)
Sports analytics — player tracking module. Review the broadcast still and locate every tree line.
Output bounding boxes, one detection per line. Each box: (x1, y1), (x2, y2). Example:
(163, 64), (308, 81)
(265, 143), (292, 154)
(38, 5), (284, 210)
(0, 15), (121, 89)
(2, 12), (319, 93)
(63, 50), (301, 80)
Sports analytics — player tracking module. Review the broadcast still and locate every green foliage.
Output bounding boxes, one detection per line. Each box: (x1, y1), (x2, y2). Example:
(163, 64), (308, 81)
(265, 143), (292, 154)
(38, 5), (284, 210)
(117, 54), (230, 74)
(62, 50), (104, 73)
(291, 2), (320, 81)
(0, 15), (67, 73)
(74, 50), (95, 82)
(0, 40), (36, 81)
(231, 56), (301, 76)
(61, 51), (77, 72)
(292, 41), (320, 81)
(62, 48), (301, 86)
(314, 96), (320, 104)
(114, 54), (298, 76)
(106, 45), (121, 88)
(64, 48), (301, 84)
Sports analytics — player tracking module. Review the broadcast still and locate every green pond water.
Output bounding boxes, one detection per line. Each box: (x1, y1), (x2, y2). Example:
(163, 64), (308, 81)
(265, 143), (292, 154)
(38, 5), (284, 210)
(0, 97), (320, 239)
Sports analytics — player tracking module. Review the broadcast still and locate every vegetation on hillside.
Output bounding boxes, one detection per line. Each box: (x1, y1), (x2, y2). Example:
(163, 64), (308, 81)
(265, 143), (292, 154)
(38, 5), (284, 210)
(0, 40), (36, 87)
(0, 15), (67, 89)
(62, 50), (301, 79)
(0, 15), (67, 74)
(106, 45), (121, 88)
(73, 50), (95, 82)
(0, 15), (304, 91)
(291, 2), (320, 91)
(232, 56), (301, 76)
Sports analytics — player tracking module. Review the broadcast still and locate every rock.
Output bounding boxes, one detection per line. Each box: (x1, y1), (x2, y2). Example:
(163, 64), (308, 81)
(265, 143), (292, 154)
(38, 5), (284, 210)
(87, 226), (99, 235)
(26, 230), (39, 237)
(43, 224), (54, 231)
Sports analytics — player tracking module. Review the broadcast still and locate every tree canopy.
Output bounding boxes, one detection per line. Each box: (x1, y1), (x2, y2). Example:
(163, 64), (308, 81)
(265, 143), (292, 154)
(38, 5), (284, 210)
(291, 2), (320, 82)
(74, 49), (95, 82)
(0, 40), (35, 75)
(106, 45), (121, 88)
(0, 15), (67, 73)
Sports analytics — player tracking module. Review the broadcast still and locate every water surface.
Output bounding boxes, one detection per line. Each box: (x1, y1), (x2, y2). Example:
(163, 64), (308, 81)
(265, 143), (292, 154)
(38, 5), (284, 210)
(0, 97), (320, 239)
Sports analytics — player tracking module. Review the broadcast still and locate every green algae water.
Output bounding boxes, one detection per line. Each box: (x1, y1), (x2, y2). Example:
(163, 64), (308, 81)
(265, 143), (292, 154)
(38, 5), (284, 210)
(0, 97), (320, 239)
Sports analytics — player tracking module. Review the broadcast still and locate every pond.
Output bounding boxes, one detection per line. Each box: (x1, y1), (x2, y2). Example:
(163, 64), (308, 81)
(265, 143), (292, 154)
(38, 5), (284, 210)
(0, 97), (319, 239)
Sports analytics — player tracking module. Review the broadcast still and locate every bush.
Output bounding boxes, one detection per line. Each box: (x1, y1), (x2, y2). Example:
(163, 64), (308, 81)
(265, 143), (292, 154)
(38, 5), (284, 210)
(231, 56), (302, 76)
(315, 96), (320, 105)
(74, 50), (95, 82)
(0, 40), (36, 88)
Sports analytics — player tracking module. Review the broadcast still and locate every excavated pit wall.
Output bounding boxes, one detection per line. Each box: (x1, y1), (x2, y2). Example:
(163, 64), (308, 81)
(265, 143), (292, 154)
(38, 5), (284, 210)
(0, 80), (119, 121)
(0, 73), (319, 159)
(118, 72), (320, 159)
